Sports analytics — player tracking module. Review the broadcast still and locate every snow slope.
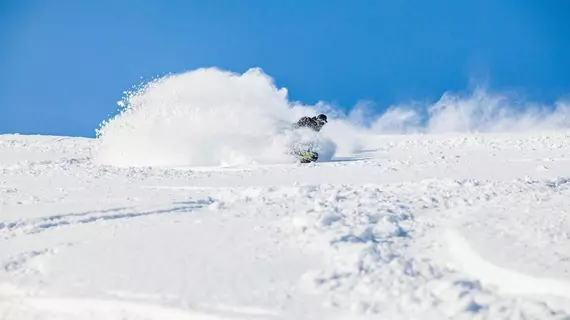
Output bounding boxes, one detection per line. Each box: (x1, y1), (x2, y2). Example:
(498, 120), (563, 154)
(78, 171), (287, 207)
(2, 131), (570, 319)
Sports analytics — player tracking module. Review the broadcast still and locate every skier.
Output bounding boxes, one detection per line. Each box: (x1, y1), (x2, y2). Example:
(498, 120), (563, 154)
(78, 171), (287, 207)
(291, 114), (328, 163)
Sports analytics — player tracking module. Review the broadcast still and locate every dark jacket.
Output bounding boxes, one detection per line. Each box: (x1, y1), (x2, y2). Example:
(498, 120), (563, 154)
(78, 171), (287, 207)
(293, 116), (325, 132)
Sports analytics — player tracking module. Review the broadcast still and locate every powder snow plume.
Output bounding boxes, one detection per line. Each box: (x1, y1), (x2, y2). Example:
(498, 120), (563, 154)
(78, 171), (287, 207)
(95, 67), (570, 167)
(95, 68), (336, 167)
(368, 90), (570, 134)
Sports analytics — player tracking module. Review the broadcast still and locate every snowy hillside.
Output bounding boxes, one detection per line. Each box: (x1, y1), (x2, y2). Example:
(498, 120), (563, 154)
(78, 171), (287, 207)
(2, 131), (570, 320)
(2, 68), (570, 319)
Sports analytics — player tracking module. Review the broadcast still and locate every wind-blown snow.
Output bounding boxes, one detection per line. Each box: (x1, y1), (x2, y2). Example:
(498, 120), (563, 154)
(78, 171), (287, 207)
(370, 90), (570, 134)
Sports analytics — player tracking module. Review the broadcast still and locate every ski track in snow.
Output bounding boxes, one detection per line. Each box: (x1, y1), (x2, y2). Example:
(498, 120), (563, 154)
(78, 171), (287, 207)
(1, 133), (570, 319)
(0, 202), (212, 239)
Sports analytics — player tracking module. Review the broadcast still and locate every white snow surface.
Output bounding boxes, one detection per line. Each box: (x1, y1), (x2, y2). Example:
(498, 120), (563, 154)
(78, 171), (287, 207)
(2, 67), (570, 319)
(2, 131), (570, 320)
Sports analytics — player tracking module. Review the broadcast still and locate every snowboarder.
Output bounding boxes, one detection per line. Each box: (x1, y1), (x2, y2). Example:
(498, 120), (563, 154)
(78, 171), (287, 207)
(291, 114), (328, 163)
(293, 114), (328, 132)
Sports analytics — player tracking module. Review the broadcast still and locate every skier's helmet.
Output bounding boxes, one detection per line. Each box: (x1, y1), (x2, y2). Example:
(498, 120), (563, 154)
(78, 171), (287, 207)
(316, 114), (327, 125)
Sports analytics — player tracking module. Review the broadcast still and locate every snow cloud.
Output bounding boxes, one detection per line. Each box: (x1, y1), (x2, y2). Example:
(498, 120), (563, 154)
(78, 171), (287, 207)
(95, 68), (335, 167)
(372, 90), (570, 134)
(95, 68), (570, 167)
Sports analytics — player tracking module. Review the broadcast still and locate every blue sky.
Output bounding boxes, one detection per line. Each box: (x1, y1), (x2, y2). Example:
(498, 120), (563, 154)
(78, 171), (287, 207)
(1, 0), (569, 137)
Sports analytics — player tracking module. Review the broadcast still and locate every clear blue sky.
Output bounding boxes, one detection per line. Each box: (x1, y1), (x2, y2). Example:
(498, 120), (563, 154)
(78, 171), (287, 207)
(1, 0), (569, 137)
